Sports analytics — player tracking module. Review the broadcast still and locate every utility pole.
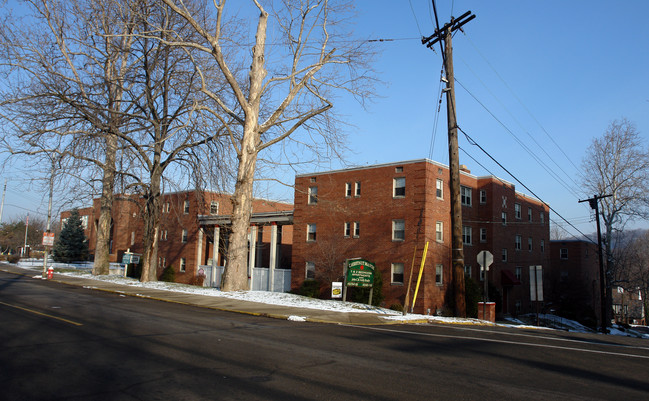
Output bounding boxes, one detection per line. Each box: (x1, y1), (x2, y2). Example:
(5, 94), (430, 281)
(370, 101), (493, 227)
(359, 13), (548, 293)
(579, 194), (612, 334)
(42, 159), (56, 278)
(23, 213), (29, 257)
(0, 179), (6, 224)
(422, 8), (475, 318)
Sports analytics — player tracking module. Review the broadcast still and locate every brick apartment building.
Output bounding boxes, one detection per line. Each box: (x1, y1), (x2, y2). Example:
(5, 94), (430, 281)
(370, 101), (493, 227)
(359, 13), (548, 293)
(63, 191), (293, 284)
(291, 159), (551, 316)
(548, 240), (601, 328)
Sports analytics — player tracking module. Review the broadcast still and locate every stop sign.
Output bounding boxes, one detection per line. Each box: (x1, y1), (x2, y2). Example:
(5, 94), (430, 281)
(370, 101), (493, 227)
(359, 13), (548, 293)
(477, 250), (493, 271)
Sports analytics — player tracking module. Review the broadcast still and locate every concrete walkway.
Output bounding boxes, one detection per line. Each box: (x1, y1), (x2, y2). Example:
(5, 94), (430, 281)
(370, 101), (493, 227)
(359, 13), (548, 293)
(1, 263), (420, 325)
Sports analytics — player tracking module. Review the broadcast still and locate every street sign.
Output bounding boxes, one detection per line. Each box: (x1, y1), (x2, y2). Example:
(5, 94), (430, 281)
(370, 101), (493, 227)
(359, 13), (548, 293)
(345, 259), (375, 288)
(42, 232), (55, 247)
(122, 253), (141, 264)
(477, 250), (493, 271)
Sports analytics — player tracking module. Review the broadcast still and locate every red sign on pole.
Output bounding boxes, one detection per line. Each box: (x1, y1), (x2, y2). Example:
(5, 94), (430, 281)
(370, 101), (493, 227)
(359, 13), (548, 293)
(42, 232), (55, 247)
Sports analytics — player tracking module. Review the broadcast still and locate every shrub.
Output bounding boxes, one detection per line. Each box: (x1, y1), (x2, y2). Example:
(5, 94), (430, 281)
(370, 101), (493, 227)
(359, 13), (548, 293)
(159, 265), (176, 282)
(7, 254), (20, 264)
(298, 280), (321, 298)
(389, 303), (404, 312)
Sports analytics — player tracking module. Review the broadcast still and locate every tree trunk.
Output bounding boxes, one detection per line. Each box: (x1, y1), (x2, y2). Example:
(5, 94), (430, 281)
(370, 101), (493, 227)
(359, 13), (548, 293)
(222, 145), (257, 291)
(140, 166), (162, 282)
(93, 135), (117, 275)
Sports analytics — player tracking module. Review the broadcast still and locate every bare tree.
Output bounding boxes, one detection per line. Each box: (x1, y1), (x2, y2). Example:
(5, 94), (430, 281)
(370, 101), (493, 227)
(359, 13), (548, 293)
(627, 230), (649, 323)
(0, 0), (140, 275)
(157, 0), (376, 291)
(581, 118), (649, 324)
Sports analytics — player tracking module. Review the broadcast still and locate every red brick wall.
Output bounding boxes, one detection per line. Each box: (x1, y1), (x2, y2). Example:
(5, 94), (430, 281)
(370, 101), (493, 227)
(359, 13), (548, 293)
(292, 160), (550, 316)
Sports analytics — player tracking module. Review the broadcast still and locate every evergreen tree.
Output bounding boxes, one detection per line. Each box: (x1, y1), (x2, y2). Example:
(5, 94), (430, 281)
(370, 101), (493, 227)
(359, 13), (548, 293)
(53, 209), (89, 263)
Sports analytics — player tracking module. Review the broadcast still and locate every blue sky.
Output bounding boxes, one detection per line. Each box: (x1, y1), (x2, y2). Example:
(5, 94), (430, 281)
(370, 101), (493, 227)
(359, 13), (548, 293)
(1, 0), (648, 237)
(326, 0), (649, 236)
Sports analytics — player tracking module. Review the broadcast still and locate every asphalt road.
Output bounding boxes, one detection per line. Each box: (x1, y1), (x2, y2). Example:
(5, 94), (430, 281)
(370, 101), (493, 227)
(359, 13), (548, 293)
(1, 271), (649, 400)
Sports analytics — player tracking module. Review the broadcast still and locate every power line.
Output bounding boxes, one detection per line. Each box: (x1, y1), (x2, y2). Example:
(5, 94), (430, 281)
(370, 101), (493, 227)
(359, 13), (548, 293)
(458, 128), (595, 244)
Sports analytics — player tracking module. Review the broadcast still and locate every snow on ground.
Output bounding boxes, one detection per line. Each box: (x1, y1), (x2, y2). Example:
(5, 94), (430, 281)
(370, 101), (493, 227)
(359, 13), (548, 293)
(11, 259), (649, 338)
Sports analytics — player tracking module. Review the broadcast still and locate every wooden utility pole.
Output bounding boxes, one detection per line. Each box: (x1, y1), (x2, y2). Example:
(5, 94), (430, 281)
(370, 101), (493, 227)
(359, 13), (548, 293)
(579, 194), (612, 334)
(422, 9), (475, 317)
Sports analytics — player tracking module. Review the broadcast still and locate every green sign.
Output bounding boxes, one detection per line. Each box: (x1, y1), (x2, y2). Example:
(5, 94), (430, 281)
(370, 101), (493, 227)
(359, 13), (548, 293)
(346, 259), (375, 288)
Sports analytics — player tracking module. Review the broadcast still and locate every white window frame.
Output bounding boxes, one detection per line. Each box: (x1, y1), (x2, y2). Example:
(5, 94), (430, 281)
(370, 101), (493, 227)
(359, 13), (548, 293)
(180, 257), (186, 272)
(540, 239), (545, 253)
(392, 219), (405, 241)
(181, 229), (188, 243)
(183, 200), (190, 214)
(528, 207), (532, 222)
(435, 264), (443, 286)
(355, 181), (361, 197)
(308, 186), (318, 204)
(305, 261), (315, 279)
(464, 265), (472, 279)
(344, 222), (351, 237)
(345, 182), (352, 197)
(540, 212), (545, 224)
(528, 237), (533, 251)
(436, 179), (443, 199)
(480, 228), (487, 243)
(480, 190), (487, 204)
(502, 248), (508, 262)
(393, 177), (406, 198)
(306, 224), (317, 242)
(515, 235), (522, 250)
(560, 248), (568, 259)
(353, 221), (360, 238)
(462, 226), (472, 245)
(515, 266), (522, 281)
(210, 201), (219, 215)
(391, 263), (404, 284)
(460, 186), (472, 206)
(515, 203), (521, 219)
(435, 221), (443, 242)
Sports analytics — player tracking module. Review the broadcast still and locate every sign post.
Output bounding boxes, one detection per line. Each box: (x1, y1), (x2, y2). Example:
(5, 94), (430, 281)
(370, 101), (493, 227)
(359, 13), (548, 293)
(121, 249), (141, 277)
(343, 258), (375, 305)
(477, 250), (493, 321)
(529, 265), (543, 326)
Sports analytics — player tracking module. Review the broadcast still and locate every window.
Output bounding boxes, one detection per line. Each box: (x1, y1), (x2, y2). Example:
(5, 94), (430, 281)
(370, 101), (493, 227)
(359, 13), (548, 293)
(502, 248), (508, 262)
(392, 219), (405, 241)
(393, 177), (405, 197)
(344, 222), (351, 237)
(480, 190), (487, 204)
(355, 182), (361, 197)
(515, 266), (522, 281)
(540, 239), (545, 253)
(310, 177), (316, 183)
(501, 212), (507, 226)
(353, 221), (360, 238)
(515, 203), (521, 219)
(391, 263), (404, 284)
(528, 237), (533, 251)
(162, 202), (170, 213)
(464, 265), (472, 279)
(480, 228), (487, 243)
(180, 257), (186, 272)
(540, 212), (545, 224)
(306, 261), (315, 279)
(80, 215), (89, 230)
(162, 230), (168, 241)
(183, 200), (190, 214)
(436, 179), (443, 199)
(395, 166), (403, 173)
(131, 231), (135, 246)
(528, 207), (532, 222)
(515, 235), (522, 250)
(460, 186), (472, 206)
(560, 248), (568, 259)
(159, 257), (166, 269)
(435, 221), (443, 242)
(210, 201), (219, 215)
(435, 264), (443, 285)
(462, 226), (472, 245)
(181, 229), (188, 243)
(345, 182), (352, 197)
(308, 186), (318, 204)
(307, 224), (317, 242)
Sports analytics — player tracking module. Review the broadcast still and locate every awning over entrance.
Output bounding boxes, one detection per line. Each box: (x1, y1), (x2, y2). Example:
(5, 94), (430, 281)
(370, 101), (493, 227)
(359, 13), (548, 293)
(198, 210), (293, 227)
(501, 269), (522, 286)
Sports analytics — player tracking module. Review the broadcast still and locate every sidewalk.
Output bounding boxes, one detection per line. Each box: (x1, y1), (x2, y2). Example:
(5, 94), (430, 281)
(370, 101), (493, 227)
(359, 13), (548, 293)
(0, 263), (418, 325)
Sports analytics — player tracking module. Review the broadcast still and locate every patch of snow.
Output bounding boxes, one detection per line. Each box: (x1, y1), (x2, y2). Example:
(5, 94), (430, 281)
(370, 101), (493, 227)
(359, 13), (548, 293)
(287, 316), (307, 322)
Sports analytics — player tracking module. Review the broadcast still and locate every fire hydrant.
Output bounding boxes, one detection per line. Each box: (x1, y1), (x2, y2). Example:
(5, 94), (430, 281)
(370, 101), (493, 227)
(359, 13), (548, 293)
(47, 267), (54, 279)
